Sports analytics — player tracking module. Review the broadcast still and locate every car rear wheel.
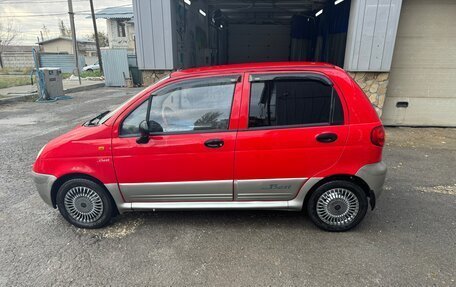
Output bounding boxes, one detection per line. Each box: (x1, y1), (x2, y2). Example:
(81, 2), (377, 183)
(307, 180), (368, 232)
(56, 178), (113, 229)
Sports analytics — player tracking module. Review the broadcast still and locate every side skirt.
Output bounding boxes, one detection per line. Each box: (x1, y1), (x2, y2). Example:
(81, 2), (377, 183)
(106, 178), (323, 213)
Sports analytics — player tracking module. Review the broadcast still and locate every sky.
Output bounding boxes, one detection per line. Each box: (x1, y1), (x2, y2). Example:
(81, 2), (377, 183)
(0, 0), (132, 45)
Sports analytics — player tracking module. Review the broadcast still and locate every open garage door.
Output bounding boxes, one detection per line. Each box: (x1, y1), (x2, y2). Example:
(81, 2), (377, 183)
(172, 0), (351, 68)
(210, 0), (351, 66)
(382, 0), (456, 127)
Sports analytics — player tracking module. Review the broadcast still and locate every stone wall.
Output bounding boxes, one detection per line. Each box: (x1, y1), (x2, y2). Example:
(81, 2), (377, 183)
(142, 70), (173, 86)
(347, 72), (389, 116)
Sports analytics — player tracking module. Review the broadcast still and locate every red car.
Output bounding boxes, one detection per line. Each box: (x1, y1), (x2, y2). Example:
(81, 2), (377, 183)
(33, 62), (386, 231)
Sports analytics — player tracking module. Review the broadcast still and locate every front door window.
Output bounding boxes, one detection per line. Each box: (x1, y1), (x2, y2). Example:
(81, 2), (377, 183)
(121, 77), (237, 136)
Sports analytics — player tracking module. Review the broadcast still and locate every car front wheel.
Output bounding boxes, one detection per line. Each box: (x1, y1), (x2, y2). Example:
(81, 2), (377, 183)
(56, 178), (113, 229)
(307, 180), (368, 232)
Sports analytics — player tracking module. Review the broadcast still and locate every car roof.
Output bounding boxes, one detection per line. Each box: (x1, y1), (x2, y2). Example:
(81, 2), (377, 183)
(171, 62), (338, 78)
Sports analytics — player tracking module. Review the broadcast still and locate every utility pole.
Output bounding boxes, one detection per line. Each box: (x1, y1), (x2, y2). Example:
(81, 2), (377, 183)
(89, 0), (103, 73)
(40, 31), (44, 42)
(67, 0), (81, 84)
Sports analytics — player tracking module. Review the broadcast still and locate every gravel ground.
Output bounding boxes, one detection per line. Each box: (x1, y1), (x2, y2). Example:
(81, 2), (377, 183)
(0, 88), (455, 286)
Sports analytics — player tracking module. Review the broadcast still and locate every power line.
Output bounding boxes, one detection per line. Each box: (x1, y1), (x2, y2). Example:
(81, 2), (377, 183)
(0, 3), (132, 17)
(0, 0), (93, 4)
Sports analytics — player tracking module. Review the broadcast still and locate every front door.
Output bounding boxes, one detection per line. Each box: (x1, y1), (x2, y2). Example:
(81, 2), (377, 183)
(112, 75), (241, 202)
(234, 72), (348, 201)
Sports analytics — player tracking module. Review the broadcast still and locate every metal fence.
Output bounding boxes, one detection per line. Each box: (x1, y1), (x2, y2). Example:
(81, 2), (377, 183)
(101, 49), (129, 87)
(39, 53), (85, 73)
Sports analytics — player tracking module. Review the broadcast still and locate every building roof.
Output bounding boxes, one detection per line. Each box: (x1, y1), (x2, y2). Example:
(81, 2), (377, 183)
(37, 37), (95, 45)
(94, 6), (133, 19)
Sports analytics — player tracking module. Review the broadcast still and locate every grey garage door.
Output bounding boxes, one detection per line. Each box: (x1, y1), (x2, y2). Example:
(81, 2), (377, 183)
(382, 0), (456, 127)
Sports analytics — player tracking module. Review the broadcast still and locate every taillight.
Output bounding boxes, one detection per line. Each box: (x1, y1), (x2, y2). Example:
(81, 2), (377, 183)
(371, 125), (385, 147)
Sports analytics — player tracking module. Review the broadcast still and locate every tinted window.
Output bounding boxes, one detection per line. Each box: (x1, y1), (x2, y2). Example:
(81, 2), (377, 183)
(121, 79), (236, 136)
(249, 79), (343, 128)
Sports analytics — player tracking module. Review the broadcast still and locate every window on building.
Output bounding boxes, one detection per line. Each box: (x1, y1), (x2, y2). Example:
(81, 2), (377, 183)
(117, 21), (126, 37)
(248, 77), (343, 128)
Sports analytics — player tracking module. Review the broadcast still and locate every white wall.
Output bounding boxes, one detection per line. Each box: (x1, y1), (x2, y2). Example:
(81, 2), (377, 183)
(382, 0), (456, 126)
(344, 0), (403, 72)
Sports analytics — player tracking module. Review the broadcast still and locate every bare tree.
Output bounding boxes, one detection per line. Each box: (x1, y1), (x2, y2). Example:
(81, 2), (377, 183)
(58, 19), (71, 37)
(41, 24), (50, 40)
(0, 20), (18, 68)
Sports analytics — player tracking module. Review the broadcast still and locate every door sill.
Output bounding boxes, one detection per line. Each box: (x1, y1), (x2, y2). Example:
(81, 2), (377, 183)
(127, 201), (293, 211)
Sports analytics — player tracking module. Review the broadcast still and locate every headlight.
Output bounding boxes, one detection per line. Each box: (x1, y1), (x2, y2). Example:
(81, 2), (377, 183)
(36, 144), (46, 159)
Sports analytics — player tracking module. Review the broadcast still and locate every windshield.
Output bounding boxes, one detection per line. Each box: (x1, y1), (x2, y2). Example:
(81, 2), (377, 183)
(98, 74), (171, 124)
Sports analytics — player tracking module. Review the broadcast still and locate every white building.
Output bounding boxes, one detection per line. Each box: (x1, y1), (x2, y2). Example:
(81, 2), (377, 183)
(95, 6), (135, 52)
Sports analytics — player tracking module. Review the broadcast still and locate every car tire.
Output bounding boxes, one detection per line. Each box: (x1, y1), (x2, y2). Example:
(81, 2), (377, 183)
(86, 69), (93, 72)
(56, 178), (113, 229)
(307, 180), (368, 232)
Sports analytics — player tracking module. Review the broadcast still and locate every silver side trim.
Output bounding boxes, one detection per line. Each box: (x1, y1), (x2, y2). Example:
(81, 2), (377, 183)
(117, 177), (323, 212)
(32, 171), (57, 207)
(235, 178), (307, 201)
(356, 161), (387, 198)
(119, 180), (232, 202)
(105, 183), (131, 214)
(131, 201), (288, 211)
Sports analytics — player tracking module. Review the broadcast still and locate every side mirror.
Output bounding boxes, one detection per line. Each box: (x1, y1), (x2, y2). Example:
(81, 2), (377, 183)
(136, 120), (150, 144)
(148, 120), (164, 133)
(136, 120), (164, 144)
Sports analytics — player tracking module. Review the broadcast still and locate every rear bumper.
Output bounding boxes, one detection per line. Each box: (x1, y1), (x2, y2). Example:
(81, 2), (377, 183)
(32, 171), (57, 207)
(356, 161), (387, 198)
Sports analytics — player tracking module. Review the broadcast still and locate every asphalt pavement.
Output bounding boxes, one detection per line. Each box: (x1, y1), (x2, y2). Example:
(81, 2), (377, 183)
(0, 87), (455, 286)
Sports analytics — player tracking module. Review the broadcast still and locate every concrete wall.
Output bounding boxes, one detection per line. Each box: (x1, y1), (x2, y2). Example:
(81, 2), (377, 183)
(41, 40), (74, 54)
(382, 0), (456, 126)
(0, 52), (35, 69)
(106, 19), (135, 51)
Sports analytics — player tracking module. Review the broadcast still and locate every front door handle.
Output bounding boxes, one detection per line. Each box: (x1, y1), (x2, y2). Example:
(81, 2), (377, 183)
(316, 133), (338, 143)
(204, 138), (224, 148)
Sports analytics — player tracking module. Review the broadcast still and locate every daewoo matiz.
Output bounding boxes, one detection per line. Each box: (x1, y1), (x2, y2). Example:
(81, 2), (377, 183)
(33, 62), (386, 231)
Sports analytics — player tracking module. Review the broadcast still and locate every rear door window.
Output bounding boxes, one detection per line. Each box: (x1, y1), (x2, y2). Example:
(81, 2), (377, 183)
(248, 74), (343, 128)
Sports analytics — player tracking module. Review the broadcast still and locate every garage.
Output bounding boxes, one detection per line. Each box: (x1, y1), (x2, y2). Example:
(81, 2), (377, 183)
(134, 0), (405, 122)
(382, 0), (456, 127)
(134, 0), (352, 70)
(206, 0), (351, 67)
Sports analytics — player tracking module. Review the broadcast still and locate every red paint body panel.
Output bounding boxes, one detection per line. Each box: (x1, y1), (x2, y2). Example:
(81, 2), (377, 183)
(33, 124), (117, 183)
(33, 62), (384, 203)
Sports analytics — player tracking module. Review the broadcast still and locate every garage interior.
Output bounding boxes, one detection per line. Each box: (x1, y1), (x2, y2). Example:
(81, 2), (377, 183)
(174, 0), (351, 69)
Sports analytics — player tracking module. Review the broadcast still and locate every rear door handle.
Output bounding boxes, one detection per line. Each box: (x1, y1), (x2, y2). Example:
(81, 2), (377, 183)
(316, 133), (338, 143)
(204, 138), (224, 148)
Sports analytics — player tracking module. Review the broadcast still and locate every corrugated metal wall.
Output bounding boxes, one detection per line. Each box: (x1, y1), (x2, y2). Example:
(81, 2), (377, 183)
(39, 53), (85, 73)
(133, 0), (175, 70)
(344, 0), (403, 72)
(101, 49), (129, 87)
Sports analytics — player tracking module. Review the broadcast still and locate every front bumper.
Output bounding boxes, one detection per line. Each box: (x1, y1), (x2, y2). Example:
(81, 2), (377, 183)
(32, 171), (57, 207)
(356, 161), (387, 198)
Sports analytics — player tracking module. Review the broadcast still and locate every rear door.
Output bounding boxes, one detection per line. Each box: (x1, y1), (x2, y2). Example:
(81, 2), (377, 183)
(234, 72), (349, 201)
